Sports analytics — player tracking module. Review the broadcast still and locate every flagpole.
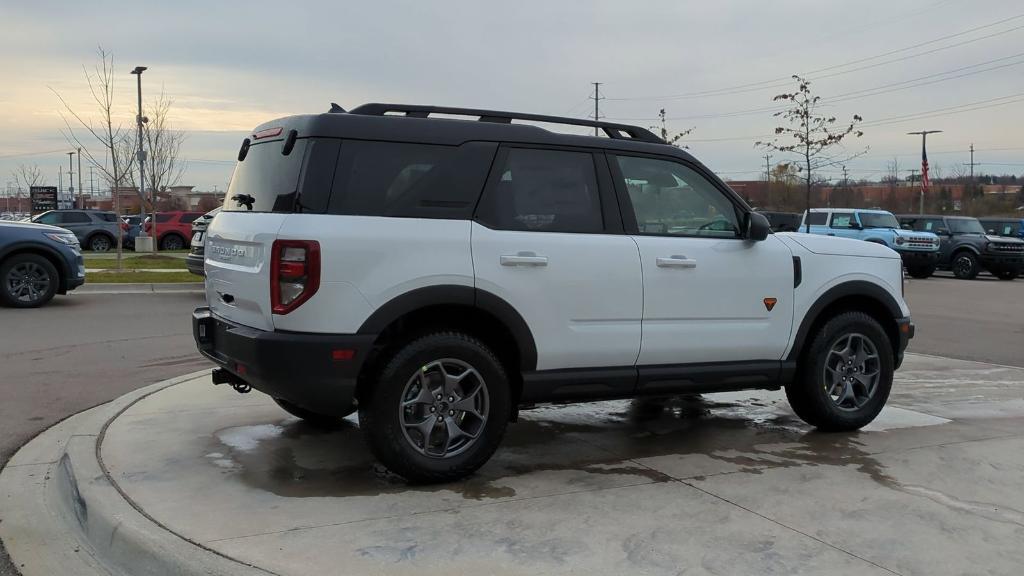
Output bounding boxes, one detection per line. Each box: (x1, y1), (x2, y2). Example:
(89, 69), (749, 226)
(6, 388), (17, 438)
(907, 130), (942, 214)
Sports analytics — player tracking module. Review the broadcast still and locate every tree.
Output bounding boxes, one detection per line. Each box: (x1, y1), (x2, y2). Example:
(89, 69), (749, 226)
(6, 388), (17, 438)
(12, 163), (45, 190)
(757, 75), (865, 231)
(52, 47), (135, 267)
(650, 109), (694, 148)
(119, 90), (186, 197)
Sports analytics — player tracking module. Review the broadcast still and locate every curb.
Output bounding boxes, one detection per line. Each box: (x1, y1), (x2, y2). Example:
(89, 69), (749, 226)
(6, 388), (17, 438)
(74, 283), (204, 295)
(0, 370), (273, 576)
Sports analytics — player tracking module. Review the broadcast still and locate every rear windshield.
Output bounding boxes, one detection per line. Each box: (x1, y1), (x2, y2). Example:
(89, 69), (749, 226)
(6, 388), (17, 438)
(223, 139), (311, 212)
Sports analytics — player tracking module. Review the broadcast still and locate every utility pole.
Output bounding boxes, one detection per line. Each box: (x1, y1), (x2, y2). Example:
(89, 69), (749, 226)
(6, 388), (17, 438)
(907, 130), (942, 215)
(89, 165), (95, 199)
(590, 82), (603, 137)
(963, 143), (979, 200)
(66, 151), (75, 210)
(77, 148), (83, 209)
(764, 154), (772, 182)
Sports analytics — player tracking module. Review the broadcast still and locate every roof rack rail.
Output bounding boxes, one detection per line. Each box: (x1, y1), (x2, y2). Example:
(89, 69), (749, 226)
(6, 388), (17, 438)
(347, 103), (665, 144)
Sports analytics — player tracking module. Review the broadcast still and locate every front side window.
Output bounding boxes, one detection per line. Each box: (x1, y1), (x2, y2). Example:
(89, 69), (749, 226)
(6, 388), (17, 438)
(179, 213), (201, 224)
(830, 212), (857, 228)
(615, 155), (740, 238)
(155, 213), (174, 223)
(33, 212), (59, 225)
(859, 212), (899, 229)
(61, 212), (91, 224)
(948, 218), (986, 234)
(477, 147), (603, 233)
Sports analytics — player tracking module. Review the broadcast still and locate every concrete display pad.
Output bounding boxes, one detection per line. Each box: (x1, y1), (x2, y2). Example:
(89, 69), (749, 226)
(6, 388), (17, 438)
(4, 354), (1024, 575)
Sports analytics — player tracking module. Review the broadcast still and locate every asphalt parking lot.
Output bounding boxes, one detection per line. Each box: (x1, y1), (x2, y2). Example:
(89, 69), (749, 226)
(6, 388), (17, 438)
(0, 274), (1021, 575)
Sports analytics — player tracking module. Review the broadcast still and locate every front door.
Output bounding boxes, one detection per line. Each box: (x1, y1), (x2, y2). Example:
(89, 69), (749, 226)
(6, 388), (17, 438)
(472, 146), (642, 371)
(608, 153), (795, 365)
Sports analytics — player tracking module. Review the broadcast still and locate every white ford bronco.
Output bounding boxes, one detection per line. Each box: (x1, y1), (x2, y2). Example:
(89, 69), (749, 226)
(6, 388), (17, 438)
(193, 103), (914, 482)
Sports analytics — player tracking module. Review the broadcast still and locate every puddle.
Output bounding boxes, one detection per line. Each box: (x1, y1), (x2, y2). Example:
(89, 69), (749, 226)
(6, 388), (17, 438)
(203, 393), (952, 501)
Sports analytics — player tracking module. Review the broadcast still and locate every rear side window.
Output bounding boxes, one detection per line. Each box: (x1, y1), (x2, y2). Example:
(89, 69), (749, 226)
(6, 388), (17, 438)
(61, 212), (91, 224)
(806, 212), (827, 225)
(327, 140), (494, 219)
(179, 213), (201, 224)
(223, 139), (309, 212)
(476, 147), (604, 234)
(97, 213), (119, 222)
(830, 212), (856, 228)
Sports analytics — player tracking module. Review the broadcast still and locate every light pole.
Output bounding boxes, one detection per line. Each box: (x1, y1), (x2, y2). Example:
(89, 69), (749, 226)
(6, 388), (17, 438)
(77, 147), (83, 209)
(131, 66), (149, 248)
(907, 130), (942, 214)
(66, 151), (75, 210)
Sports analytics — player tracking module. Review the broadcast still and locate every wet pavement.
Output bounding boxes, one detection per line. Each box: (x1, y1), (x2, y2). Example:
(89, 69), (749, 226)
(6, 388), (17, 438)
(98, 353), (1024, 575)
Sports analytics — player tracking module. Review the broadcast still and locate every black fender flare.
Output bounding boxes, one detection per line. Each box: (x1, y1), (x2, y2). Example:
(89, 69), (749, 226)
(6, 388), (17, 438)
(786, 280), (902, 363)
(357, 285), (538, 371)
(949, 243), (981, 256)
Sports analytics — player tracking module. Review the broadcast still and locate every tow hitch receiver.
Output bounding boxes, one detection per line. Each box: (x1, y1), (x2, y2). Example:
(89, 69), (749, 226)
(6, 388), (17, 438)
(212, 367), (252, 394)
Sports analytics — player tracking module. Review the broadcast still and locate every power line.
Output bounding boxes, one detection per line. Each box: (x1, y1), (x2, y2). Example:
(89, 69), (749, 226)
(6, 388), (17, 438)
(605, 13), (1024, 102)
(859, 91), (1024, 127)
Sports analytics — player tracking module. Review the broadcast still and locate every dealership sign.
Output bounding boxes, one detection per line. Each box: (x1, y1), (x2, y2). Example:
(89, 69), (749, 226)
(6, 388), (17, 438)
(30, 186), (59, 213)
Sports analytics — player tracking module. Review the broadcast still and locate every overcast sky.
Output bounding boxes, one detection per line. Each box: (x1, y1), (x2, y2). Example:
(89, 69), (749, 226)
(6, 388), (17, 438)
(2, 0), (1022, 194)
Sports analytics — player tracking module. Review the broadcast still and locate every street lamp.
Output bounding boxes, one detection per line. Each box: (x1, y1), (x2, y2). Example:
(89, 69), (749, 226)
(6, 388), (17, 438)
(907, 130), (942, 214)
(130, 66), (149, 248)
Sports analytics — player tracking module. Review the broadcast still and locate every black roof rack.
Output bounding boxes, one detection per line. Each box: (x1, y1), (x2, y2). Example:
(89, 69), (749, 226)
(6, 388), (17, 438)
(346, 103), (665, 144)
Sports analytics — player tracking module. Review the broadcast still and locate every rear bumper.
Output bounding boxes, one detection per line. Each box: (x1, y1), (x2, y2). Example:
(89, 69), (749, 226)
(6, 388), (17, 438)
(895, 316), (914, 369)
(192, 307), (376, 416)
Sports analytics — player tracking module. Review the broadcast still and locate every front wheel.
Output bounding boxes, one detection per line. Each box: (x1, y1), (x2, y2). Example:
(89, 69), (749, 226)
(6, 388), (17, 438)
(1, 254), (59, 308)
(951, 251), (979, 279)
(785, 311), (894, 431)
(359, 332), (510, 483)
(995, 268), (1019, 281)
(160, 234), (185, 251)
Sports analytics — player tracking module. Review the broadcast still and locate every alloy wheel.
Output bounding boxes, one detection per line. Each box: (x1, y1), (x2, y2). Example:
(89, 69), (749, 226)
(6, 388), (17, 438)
(953, 255), (974, 278)
(823, 333), (880, 412)
(399, 358), (489, 458)
(4, 262), (51, 304)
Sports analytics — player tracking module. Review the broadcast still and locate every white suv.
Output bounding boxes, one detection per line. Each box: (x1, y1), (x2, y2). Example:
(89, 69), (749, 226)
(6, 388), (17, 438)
(193, 104), (914, 482)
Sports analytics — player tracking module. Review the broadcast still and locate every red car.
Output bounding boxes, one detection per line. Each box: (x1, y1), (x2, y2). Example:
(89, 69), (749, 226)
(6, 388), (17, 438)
(143, 211), (204, 250)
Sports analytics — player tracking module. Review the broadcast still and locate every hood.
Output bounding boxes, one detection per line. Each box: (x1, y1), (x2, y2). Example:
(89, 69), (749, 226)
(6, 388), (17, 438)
(892, 228), (939, 240)
(778, 232), (900, 259)
(986, 234), (1024, 244)
(0, 220), (71, 234)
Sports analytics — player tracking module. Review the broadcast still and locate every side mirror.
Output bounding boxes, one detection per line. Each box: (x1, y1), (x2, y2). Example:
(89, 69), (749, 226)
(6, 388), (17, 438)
(746, 212), (770, 241)
(936, 228), (950, 235)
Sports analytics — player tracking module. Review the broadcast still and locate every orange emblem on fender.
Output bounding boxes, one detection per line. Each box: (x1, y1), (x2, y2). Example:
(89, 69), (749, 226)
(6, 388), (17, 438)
(763, 298), (778, 311)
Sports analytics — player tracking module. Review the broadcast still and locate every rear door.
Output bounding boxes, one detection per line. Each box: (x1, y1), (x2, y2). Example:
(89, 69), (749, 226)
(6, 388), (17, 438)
(59, 211), (92, 243)
(205, 136), (312, 330)
(471, 146), (642, 371)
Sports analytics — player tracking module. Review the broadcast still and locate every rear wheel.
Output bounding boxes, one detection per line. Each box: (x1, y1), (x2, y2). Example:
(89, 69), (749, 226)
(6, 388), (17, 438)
(785, 311), (893, 431)
(273, 398), (354, 427)
(359, 332), (510, 483)
(906, 264), (935, 279)
(995, 268), (1019, 281)
(1, 254), (59, 308)
(160, 234), (185, 251)
(88, 234), (112, 252)
(951, 251), (979, 279)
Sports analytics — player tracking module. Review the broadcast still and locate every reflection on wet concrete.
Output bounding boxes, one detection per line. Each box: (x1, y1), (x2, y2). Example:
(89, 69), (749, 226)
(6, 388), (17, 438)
(205, 392), (929, 501)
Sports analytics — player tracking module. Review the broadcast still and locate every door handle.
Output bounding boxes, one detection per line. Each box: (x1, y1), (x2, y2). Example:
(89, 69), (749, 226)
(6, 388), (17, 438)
(656, 255), (697, 268)
(827, 233), (836, 236)
(500, 252), (548, 267)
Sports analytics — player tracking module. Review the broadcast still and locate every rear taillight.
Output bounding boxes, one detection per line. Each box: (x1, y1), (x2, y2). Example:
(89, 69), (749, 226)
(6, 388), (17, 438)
(270, 240), (320, 314)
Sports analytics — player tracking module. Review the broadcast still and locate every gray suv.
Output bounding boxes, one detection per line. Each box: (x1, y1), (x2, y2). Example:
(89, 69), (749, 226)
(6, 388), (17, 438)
(31, 210), (122, 252)
(898, 214), (1024, 280)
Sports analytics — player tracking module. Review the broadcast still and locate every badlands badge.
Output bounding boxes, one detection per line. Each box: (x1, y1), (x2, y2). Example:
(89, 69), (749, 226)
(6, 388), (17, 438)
(763, 297), (778, 312)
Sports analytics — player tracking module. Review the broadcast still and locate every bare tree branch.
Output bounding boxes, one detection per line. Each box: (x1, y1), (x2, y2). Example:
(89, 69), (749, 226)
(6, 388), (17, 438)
(650, 109), (694, 149)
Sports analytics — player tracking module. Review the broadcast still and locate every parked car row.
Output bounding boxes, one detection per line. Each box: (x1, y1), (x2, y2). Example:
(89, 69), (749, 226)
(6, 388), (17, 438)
(0, 219), (86, 307)
(26, 209), (205, 252)
(758, 208), (1024, 280)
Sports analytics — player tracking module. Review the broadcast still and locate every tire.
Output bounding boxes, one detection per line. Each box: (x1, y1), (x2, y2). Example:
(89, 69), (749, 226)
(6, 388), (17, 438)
(273, 398), (355, 427)
(785, 311), (894, 431)
(906, 265), (935, 279)
(1, 253), (59, 308)
(951, 251), (979, 280)
(995, 268), (1019, 281)
(359, 332), (510, 483)
(88, 234), (113, 252)
(160, 234), (185, 251)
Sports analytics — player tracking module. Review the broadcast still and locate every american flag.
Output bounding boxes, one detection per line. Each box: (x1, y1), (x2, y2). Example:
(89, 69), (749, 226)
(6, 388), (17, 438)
(921, 141), (930, 192)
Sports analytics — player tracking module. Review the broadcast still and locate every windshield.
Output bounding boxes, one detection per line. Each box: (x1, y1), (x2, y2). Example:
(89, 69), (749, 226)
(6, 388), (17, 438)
(948, 218), (986, 234)
(860, 212), (899, 229)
